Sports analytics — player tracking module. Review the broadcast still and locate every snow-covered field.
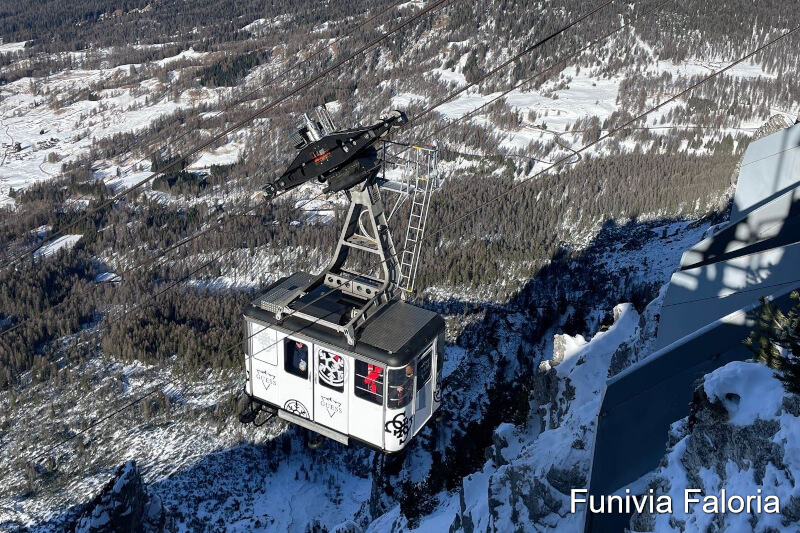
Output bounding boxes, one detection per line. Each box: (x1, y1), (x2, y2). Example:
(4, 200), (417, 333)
(0, 50), (232, 207)
(32, 234), (83, 259)
(0, 41), (26, 55)
(0, 25), (788, 214)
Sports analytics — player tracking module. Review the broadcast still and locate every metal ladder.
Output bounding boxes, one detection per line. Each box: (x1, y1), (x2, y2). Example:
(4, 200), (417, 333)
(399, 146), (437, 293)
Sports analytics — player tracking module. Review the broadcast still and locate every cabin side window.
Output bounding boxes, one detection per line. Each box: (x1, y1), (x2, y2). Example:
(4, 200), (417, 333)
(318, 349), (345, 393)
(417, 348), (433, 386)
(284, 339), (309, 379)
(435, 336), (444, 386)
(388, 364), (414, 409)
(354, 360), (384, 405)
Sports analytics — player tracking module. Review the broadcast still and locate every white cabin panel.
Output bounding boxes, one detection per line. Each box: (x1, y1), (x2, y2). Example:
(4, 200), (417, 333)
(384, 403), (415, 453)
(251, 322), (280, 366)
(349, 359), (386, 448)
(313, 346), (349, 435)
(247, 322), (283, 406)
(278, 335), (315, 421)
(251, 358), (281, 406)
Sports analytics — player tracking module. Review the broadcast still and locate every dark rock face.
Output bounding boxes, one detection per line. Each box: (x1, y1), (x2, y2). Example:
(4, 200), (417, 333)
(74, 461), (162, 533)
(631, 377), (791, 532)
(607, 339), (636, 378)
(488, 465), (563, 525)
(532, 363), (564, 430)
(684, 387), (783, 489)
(545, 465), (586, 496)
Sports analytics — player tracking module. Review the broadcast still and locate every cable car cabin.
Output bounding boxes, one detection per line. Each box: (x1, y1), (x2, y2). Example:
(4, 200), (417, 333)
(241, 273), (445, 453)
(239, 108), (444, 452)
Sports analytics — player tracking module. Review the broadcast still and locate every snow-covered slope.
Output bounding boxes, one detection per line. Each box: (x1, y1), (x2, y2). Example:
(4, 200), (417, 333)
(630, 361), (800, 532)
(0, 215), (712, 532)
(396, 304), (642, 533)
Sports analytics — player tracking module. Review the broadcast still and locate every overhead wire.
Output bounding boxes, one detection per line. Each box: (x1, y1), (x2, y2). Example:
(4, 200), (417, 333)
(223, 17), (800, 397)
(2, 0), (459, 394)
(407, 0), (615, 127)
(20, 0), (618, 460)
(399, 0), (675, 157)
(3, 0), (607, 346)
(22, 0), (667, 460)
(139, 0), (628, 373)
(0, 0), (461, 340)
(0, 0), (457, 271)
(0, 0), (411, 240)
(26, 2), (794, 463)
(429, 25), (800, 238)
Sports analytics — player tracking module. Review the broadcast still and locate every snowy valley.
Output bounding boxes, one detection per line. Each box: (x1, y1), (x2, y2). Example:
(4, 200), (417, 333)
(1, 0), (800, 532)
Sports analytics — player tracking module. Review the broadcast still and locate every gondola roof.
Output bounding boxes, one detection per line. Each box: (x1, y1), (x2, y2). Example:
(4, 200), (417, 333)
(245, 273), (444, 367)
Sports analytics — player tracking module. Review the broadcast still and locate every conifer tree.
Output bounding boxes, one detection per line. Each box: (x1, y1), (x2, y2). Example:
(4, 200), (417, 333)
(745, 293), (800, 394)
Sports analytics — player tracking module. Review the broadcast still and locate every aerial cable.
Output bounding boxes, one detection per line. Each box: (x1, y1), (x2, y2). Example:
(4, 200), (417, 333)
(14, 0), (604, 312)
(23, 203), (368, 464)
(28, 371), (232, 463)
(0, 0), (412, 238)
(22, 3), (774, 455)
(233, 21), (800, 366)
(14, 0), (626, 458)
(406, 0), (615, 129)
(40, 253), (800, 464)
(431, 25), (800, 238)
(1, 0), (658, 392)
(396, 0), (675, 159)
(3, 0), (634, 396)
(660, 277), (800, 307)
(3, 0), (607, 344)
(0, 0), (458, 271)
(29, 376), (183, 463)
(31, 17), (800, 466)
(232, 21), (800, 369)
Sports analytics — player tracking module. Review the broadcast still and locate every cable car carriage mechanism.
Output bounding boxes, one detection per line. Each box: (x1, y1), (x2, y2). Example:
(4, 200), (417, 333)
(239, 107), (445, 453)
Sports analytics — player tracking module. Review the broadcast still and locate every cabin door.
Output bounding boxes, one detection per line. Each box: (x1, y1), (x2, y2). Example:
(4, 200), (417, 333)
(413, 345), (435, 434)
(313, 346), (349, 435)
(279, 336), (314, 421)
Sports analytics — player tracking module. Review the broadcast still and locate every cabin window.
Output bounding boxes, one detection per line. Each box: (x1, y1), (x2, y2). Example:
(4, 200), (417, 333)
(436, 337), (444, 381)
(318, 349), (345, 393)
(417, 348), (433, 386)
(354, 360), (384, 405)
(284, 339), (309, 379)
(388, 364), (414, 409)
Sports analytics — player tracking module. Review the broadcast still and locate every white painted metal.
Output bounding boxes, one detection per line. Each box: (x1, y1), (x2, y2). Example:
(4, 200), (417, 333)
(398, 145), (438, 293)
(280, 410), (349, 445)
(732, 122), (800, 224)
(313, 345), (349, 435)
(348, 357), (386, 448)
(249, 322), (282, 408)
(244, 318), (442, 451)
(383, 392), (415, 453)
(657, 241), (800, 349)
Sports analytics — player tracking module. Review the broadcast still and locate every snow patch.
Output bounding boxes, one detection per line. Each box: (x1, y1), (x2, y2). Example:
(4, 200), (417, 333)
(33, 234), (83, 259)
(702, 361), (784, 425)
